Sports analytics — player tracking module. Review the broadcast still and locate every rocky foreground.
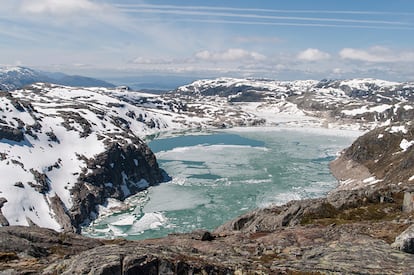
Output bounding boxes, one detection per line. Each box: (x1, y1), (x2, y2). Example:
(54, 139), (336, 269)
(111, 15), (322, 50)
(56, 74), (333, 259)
(1, 123), (414, 274)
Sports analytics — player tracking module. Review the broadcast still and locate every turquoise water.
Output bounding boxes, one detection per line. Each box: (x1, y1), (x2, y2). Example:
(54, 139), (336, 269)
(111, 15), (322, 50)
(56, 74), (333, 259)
(83, 128), (356, 240)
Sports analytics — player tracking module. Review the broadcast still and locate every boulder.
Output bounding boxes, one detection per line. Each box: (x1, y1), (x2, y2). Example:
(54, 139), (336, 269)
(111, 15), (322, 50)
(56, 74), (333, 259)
(402, 191), (414, 213)
(392, 224), (414, 254)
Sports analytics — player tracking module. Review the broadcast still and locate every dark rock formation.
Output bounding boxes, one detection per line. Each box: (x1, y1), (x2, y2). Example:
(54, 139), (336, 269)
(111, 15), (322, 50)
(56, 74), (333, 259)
(392, 224), (414, 254)
(0, 125), (24, 142)
(0, 198), (9, 226)
(69, 141), (166, 232)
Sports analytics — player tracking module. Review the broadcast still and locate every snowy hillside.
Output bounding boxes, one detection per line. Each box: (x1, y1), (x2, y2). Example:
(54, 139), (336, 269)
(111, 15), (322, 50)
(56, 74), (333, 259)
(0, 84), (182, 231)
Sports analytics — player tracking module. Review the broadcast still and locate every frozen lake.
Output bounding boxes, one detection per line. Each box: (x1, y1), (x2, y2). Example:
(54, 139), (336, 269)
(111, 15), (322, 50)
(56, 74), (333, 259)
(83, 127), (358, 240)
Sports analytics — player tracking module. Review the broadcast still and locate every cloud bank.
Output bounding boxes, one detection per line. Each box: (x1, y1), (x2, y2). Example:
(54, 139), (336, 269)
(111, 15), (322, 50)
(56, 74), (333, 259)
(340, 46), (414, 63)
(195, 49), (266, 62)
(297, 48), (331, 61)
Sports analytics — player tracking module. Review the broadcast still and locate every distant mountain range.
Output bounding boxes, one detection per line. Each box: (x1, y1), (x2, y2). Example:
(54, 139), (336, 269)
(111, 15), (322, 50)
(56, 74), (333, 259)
(0, 66), (115, 91)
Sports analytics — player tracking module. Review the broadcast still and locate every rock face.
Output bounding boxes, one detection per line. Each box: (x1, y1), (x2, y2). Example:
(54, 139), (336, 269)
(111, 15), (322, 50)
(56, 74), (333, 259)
(70, 141), (167, 231)
(331, 122), (414, 192)
(0, 125), (24, 142)
(392, 224), (414, 254)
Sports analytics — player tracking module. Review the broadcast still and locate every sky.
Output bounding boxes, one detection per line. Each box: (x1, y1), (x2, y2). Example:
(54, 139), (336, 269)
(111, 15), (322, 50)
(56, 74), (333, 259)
(0, 0), (414, 81)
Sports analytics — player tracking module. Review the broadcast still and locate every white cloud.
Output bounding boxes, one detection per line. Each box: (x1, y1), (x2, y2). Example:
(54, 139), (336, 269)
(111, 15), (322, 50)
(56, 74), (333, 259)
(131, 57), (175, 65)
(20, 0), (102, 16)
(339, 46), (414, 63)
(297, 48), (330, 61)
(195, 48), (266, 62)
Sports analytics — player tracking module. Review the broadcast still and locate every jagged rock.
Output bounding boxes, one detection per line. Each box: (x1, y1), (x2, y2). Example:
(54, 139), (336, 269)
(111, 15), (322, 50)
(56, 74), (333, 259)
(69, 141), (166, 231)
(0, 125), (24, 142)
(190, 230), (215, 241)
(13, 182), (24, 188)
(0, 197), (9, 226)
(28, 169), (50, 194)
(392, 224), (414, 254)
(49, 195), (75, 232)
(216, 198), (333, 233)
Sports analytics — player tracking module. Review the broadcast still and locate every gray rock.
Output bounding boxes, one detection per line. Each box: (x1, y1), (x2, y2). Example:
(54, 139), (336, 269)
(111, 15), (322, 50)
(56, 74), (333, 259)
(0, 197), (9, 226)
(392, 224), (414, 254)
(402, 191), (414, 213)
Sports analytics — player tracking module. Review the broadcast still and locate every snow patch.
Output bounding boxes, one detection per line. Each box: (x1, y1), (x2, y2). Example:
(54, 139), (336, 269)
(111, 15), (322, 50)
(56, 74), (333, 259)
(362, 176), (382, 185)
(389, 125), (408, 134)
(400, 139), (414, 152)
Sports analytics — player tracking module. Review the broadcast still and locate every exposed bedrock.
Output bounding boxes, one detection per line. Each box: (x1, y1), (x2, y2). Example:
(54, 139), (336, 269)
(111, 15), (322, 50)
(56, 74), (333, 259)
(68, 141), (167, 232)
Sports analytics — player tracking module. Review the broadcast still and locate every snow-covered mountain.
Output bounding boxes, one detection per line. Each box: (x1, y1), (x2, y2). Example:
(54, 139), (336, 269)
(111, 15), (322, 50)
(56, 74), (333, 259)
(0, 67), (46, 91)
(1, 76), (414, 232)
(169, 77), (414, 129)
(0, 66), (115, 91)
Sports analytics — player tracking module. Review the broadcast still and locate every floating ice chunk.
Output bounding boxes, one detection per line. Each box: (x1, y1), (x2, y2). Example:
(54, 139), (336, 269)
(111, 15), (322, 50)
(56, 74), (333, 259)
(111, 215), (136, 226)
(143, 184), (208, 212)
(127, 212), (167, 234)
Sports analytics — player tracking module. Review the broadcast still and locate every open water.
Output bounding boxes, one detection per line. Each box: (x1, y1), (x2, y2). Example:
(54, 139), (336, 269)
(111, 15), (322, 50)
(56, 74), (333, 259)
(83, 128), (357, 240)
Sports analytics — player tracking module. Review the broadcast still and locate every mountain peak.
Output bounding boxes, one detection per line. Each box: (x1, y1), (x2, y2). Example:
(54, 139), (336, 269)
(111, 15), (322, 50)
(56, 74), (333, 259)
(0, 66), (114, 91)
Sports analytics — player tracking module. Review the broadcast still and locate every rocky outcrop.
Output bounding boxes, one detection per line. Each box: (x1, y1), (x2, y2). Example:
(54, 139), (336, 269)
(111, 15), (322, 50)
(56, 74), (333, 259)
(0, 125), (24, 142)
(343, 123), (414, 179)
(69, 141), (166, 231)
(2, 220), (414, 274)
(392, 224), (414, 254)
(0, 226), (103, 274)
(0, 198), (9, 226)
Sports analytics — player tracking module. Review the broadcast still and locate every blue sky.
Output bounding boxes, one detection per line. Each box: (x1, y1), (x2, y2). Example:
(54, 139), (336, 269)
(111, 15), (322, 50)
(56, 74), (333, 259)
(1, 0), (414, 81)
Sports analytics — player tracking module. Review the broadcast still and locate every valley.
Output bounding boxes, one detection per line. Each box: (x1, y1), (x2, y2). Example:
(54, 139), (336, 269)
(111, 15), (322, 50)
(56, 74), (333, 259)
(0, 72), (414, 273)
